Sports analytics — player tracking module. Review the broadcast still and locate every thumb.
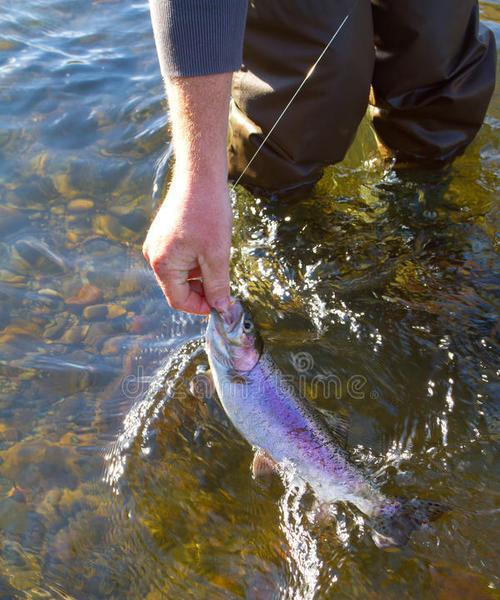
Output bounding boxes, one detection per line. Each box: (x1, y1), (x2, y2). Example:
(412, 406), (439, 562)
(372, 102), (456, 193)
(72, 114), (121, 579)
(200, 253), (231, 310)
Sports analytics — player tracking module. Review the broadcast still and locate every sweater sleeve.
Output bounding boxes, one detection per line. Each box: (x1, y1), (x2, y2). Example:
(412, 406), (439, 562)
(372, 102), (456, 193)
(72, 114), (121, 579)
(149, 0), (248, 78)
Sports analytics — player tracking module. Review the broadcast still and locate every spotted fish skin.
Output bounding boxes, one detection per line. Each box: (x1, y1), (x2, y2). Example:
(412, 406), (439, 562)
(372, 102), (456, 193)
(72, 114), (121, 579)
(205, 299), (448, 548)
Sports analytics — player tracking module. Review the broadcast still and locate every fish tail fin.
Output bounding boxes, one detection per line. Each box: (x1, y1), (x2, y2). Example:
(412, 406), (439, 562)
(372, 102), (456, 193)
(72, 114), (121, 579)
(371, 498), (450, 549)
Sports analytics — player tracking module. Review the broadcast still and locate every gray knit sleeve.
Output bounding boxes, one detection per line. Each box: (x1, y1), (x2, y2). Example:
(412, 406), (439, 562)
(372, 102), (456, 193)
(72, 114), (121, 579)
(149, 0), (248, 78)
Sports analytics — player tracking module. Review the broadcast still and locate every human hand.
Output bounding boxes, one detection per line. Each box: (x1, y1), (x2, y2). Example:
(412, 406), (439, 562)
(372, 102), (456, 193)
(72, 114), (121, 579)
(143, 173), (232, 315)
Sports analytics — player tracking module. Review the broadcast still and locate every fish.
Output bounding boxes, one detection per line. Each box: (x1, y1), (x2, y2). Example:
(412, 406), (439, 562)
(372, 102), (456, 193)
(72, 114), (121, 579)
(204, 298), (448, 548)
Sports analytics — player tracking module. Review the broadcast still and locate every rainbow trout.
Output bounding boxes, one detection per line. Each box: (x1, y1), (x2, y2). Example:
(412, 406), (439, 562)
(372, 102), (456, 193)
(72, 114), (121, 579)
(205, 299), (448, 548)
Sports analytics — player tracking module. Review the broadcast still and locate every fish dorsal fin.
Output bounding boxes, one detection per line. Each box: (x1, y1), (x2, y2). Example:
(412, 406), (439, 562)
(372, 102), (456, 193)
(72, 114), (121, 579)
(252, 449), (278, 478)
(319, 409), (350, 449)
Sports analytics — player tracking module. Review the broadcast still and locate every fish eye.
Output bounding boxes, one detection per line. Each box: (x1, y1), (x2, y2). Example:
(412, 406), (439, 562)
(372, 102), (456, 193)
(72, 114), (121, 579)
(242, 319), (254, 333)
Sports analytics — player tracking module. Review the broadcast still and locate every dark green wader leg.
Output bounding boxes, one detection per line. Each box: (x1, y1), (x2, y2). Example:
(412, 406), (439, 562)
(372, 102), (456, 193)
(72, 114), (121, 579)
(370, 0), (497, 164)
(229, 0), (374, 196)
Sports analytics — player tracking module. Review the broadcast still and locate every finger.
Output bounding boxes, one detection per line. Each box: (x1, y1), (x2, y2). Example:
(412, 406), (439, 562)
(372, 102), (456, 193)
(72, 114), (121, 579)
(155, 267), (211, 315)
(199, 254), (231, 311)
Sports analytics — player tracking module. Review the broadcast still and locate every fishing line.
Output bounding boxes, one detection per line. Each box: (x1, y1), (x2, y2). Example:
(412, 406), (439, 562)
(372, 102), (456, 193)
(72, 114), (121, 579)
(231, 0), (359, 190)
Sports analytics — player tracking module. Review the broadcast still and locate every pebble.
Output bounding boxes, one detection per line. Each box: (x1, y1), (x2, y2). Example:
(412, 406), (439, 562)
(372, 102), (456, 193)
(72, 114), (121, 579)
(84, 321), (115, 347)
(52, 173), (76, 198)
(44, 314), (73, 340)
(83, 304), (108, 321)
(66, 284), (103, 306)
(0, 269), (26, 284)
(36, 288), (63, 309)
(1, 322), (41, 336)
(12, 238), (66, 273)
(116, 276), (142, 297)
(69, 158), (129, 196)
(92, 214), (132, 241)
(7, 483), (28, 502)
(38, 288), (62, 299)
(68, 199), (94, 212)
(117, 208), (148, 233)
(100, 335), (129, 355)
(7, 183), (43, 207)
(107, 304), (126, 319)
(82, 303), (126, 321)
(66, 231), (80, 244)
(60, 324), (89, 344)
(108, 202), (137, 217)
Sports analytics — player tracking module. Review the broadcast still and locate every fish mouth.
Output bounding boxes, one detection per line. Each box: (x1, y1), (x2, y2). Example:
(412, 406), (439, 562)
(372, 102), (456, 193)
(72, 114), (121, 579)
(210, 300), (244, 342)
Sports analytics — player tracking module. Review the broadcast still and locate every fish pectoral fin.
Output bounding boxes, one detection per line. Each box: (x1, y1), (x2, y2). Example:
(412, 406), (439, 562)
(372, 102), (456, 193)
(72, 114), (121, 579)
(188, 369), (215, 401)
(252, 449), (278, 478)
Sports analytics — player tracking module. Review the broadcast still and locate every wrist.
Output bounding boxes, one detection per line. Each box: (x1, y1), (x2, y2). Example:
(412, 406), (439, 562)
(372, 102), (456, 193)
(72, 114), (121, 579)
(172, 158), (228, 191)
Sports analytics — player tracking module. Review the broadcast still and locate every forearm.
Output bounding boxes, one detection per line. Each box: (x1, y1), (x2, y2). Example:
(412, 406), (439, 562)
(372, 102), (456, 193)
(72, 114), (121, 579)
(146, 0), (245, 314)
(165, 73), (232, 187)
(143, 74), (234, 314)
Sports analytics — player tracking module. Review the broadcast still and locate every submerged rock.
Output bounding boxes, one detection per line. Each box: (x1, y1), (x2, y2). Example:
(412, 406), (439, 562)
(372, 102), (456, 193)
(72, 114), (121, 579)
(68, 199), (94, 212)
(66, 230), (81, 244)
(38, 288), (62, 300)
(0, 269), (26, 285)
(82, 303), (127, 322)
(0, 439), (84, 490)
(12, 238), (66, 274)
(100, 335), (130, 355)
(116, 208), (148, 233)
(7, 176), (58, 207)
(66, 284), (103, 307)
(92, 214), (134, 242)
(44, 313), (74, 340)
(107, 304), (127, 319)
(82, 304), (108, 321)
(84, 321), (116, 347)
(52, 173), (76, 198)
(69, 158), (129, 196)
(60, 324), (89, 345)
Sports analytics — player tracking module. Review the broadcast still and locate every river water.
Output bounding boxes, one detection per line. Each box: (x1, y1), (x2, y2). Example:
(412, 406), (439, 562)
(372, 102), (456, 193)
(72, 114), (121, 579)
(0, 1), (499, 598)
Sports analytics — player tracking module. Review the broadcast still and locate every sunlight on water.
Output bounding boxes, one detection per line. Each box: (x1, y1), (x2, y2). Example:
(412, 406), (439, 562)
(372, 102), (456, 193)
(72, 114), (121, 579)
(104, 338), (203, 492)
(279, 470), (321, 600)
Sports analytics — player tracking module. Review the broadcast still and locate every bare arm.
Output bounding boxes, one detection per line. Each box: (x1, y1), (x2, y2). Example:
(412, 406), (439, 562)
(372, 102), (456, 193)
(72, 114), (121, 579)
(143, 73), (232, 315)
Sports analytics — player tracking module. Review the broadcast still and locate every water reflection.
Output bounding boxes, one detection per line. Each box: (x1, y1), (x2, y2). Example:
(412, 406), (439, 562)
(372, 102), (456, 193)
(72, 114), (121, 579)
(279, 471), (321, 600)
